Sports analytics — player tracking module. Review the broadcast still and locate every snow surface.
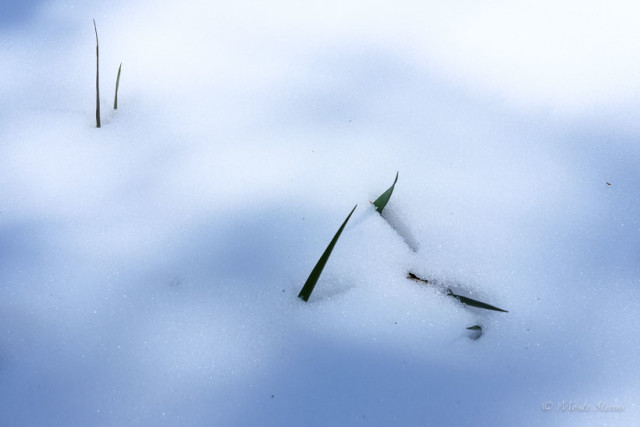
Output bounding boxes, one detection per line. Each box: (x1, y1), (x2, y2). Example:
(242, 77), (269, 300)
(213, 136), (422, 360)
(1, 0), (640, 425)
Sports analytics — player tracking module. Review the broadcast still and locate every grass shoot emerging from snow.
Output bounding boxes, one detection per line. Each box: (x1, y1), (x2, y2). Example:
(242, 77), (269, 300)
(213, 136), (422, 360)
(373, 172), (398, 213)
(93, 19), (101, 128)
(114, 62), (122, 110)
(466, 325), (483, 340)
(298, 205), (357, 302)
(447, 289), (508, 313)
(408, 272), (508, 313)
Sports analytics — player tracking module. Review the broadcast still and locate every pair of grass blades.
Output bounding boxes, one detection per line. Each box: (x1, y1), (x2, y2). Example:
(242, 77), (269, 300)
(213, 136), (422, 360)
(297, 173), (397, 301)
(297, 173), (508, 322)
(93, 19), (122, 128)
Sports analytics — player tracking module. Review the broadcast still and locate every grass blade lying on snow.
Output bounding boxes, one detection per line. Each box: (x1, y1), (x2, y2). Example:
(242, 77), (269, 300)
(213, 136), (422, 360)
(407, 272), (430, 284)
(114, 62), (122, 109)
(408, 272), (508, 313)
(373, 172), (398, 214)
(447, 289), (508, 313)
(298, 205), (357, 302)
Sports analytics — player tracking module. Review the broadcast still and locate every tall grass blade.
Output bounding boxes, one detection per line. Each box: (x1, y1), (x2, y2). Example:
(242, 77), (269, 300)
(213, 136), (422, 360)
(93, 19), (101, 128)
(447, 289), (508, 313)
(298, 205), (357, 302)
(373, 172), (398, 213)
(114, 62), (122, 110)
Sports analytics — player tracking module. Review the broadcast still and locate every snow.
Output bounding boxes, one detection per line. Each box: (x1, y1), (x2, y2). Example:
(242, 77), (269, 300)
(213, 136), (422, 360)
(1, 0), (640, 425)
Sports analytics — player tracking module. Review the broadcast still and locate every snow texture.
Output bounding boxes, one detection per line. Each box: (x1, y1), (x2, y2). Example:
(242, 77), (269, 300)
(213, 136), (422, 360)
(1, 0), (639, 425)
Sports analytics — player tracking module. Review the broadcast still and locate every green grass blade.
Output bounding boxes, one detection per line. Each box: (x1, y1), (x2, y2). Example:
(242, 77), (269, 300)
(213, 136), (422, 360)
(466, 324), (483, 340)
(447, 289), (508, 313)
(373, 172), (398, 213)
(114, 62), (122, 110)
(93, 19), (101, 128)
(408, 272), (508, 313)
(298, 205), (357, 302)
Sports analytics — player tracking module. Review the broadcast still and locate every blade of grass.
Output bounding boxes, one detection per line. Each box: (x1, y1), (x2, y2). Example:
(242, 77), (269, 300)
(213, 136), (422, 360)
(373, 172), (398, 214)
(407, 272), (430, 284)
(466, 324), (483, 340)
(447, 289), (508, 313)
(114, 62), (122, 110)
(298, 205), (357, 302)
(408, 272), (508, 313)
(93, 19), (101, 128)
